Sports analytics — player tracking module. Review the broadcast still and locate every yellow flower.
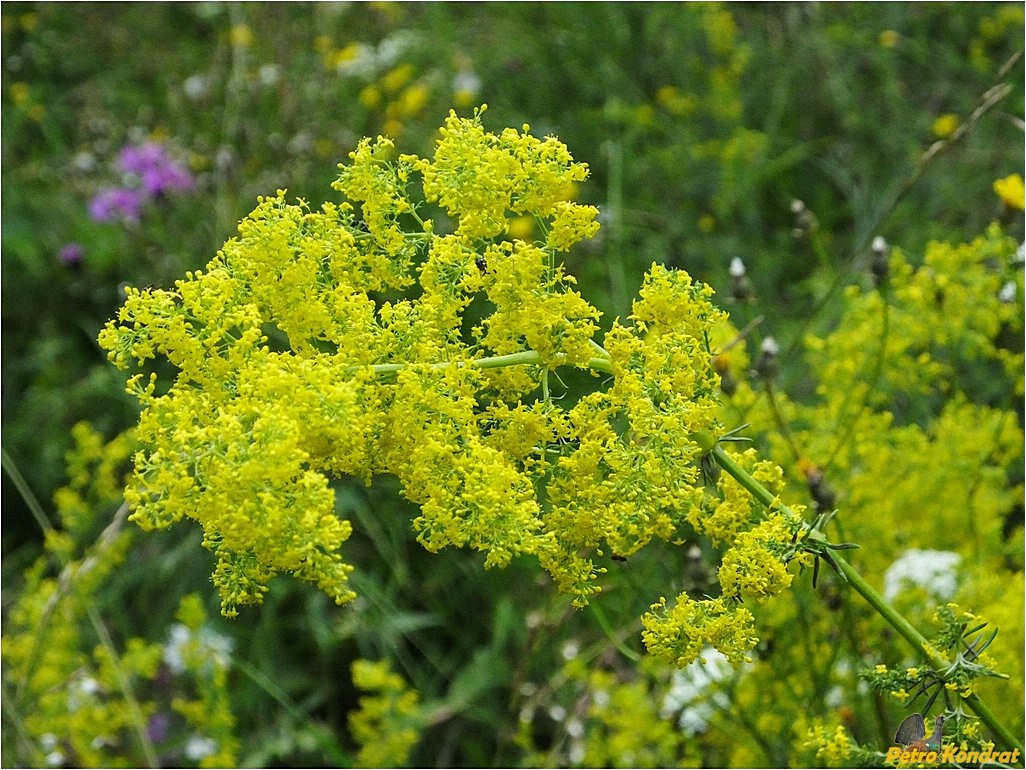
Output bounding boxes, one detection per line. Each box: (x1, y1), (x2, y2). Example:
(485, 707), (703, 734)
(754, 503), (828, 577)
(395, 83), (429, 117)
(9, 81), (30, 107)
(453, 88), (477, 109)
(994, 173), (1025, 211)
(655, 84), (696, 116)
(359, 84), (381, 109)
(718, 513), (796, 602)
(382, 63), (415, 93)
(545, 200), (600, 252)
(229, 24), (252, 49)
(369, 1), (404, 23)
(932, 113), (960, 139)
(507, 215), (535, 240)
(326, 42), (364, 71)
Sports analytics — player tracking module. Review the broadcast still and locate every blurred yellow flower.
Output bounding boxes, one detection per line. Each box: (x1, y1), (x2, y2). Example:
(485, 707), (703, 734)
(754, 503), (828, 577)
(508, 215), (535, 241)
(634, 103), (655, 126)
(370, 1), (404, 24)
(359, 84), (382, 109)
(8, 82), (43, 121)
(9, 82), (30, 106)
(879, 29), (899, 48)
(189, 151), (210, 172)
(656, 84), (696, 116)
(932, 113), (960, 139)
(315, 138), (334, 159)
(326, 42), (363, 71)
(453, 89), (476, 109)
(229, 24), (252, 49)
(382, 63), (415, 93)
(396, 83), (429, 117)
(993, 174), (1025, 211)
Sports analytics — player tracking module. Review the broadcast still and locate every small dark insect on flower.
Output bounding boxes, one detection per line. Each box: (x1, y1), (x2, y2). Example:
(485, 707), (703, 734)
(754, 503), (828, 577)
(611, 553), (628, 562)
(894, 713), (946, 752)
(475, 255), (488, 274)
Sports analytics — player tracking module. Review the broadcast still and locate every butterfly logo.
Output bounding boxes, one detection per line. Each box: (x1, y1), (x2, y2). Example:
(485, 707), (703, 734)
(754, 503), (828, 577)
(895, 713), (946, 751)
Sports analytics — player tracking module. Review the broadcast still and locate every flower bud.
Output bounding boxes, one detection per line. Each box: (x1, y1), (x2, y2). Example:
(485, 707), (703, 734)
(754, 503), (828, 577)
(790, 199), (818, 236)
(713, 354), (737, 397)
(805, 465), (836, 512)
(754, 336), (779, 380)
(729, 257), (753, 302)
(871, 236), (889, 287)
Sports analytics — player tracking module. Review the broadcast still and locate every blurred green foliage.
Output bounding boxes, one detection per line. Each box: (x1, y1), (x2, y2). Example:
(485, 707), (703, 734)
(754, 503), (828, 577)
(2, 2), (1022, 767)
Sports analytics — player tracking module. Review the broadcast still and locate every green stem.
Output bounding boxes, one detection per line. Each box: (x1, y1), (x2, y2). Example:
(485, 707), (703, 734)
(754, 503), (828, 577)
(709, 444), (775, 508)
(88, 606), (161, 768)
(603, 117), (629, 315)
(2, 447), (54, 534)
(588, 602), (641, 662)
(365, 349), (613, 379)
(232, 657), (353, 766)
(710, 444), (1024, 754)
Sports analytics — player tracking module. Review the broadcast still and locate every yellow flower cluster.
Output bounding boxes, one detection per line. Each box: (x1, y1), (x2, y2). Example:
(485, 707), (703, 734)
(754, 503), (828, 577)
(99, 108), (726, 621)
(575, 667), (687, 767)
(689, 447), (780, 545)
(52, 422), (137, 540)
(805, 222), (1024, 406)
(718, 513), (806, 603)
(411, 106), (597, 241)
(3, 529), (143, 767)
(347, 659), (422, 767)
(801, 720), (853, 767)
(637, 444), (809, 665)
(2, 427), (238, 767)
(712, 215), (1024, 753)
(641, 594), (758, 668)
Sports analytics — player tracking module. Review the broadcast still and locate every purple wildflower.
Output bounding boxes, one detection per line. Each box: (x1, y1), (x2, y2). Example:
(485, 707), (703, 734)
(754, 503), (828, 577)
(147, 712), (171, 743)
(88, 187), (144, 224)
(118, 141), (193, 197)
(58, 242), (85, 266)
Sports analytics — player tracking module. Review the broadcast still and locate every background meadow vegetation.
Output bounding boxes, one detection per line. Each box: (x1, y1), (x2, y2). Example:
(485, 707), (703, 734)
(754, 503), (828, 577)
(2, 2), (1023, 767)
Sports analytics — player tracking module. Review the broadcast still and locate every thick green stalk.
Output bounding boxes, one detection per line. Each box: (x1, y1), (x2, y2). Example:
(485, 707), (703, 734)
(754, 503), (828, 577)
(711, 445), (1024, 754)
